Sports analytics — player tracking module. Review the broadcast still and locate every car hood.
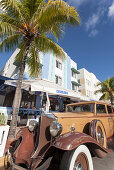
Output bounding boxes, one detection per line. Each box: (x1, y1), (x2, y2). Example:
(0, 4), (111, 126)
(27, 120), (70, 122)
(53, 112), (94, 118)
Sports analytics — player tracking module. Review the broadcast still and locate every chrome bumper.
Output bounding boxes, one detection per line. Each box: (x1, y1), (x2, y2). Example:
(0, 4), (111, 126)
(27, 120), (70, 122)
(5, 150), (27, 170)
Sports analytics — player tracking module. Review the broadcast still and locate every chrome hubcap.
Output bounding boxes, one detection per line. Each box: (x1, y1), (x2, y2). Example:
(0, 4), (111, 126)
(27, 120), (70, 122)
(76, 163), (83, 170)
(97, 130), (101, 140)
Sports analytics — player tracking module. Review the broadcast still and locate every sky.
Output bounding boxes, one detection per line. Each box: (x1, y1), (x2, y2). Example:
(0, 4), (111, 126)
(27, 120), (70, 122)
(0, 0), (114, 82)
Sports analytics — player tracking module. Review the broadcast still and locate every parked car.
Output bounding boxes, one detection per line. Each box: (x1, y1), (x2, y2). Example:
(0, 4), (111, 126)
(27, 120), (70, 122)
(5, 101), (114, 170)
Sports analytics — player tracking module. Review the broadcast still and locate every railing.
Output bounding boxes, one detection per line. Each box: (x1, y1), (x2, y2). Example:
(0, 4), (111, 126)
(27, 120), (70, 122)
(0, 107), (43, 124)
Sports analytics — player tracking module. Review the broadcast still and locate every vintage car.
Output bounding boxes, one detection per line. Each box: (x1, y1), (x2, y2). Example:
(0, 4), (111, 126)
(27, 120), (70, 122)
(5, 101), (114, 170)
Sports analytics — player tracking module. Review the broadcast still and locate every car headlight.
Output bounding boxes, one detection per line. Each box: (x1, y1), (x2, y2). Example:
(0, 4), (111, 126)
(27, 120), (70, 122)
(28, 120), (38, 132)
(50, 121), (62, 137)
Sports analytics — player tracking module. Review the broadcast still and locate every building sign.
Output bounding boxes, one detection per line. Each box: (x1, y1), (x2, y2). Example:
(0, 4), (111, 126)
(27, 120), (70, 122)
(56, 90), (68, 95)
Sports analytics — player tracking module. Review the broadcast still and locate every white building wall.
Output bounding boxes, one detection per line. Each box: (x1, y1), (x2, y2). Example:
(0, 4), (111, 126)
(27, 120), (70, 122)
(1, 49), (20, 78)
(78, 68), (102, 101)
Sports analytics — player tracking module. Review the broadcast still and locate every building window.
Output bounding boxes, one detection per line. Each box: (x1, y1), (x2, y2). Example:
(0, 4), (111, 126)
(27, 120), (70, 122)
(87, 90), (91, 97)
(72, 84), (77, 91)
(78, 79), (80, 83)
(71, 70), (76, 78)
(55, 75), (62, 86)
(56, 60), (62, 70)
(86, 79), (91, 86)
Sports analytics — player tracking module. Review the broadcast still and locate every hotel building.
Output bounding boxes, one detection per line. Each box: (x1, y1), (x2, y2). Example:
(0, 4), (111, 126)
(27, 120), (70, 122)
(0, 49), (101, 111)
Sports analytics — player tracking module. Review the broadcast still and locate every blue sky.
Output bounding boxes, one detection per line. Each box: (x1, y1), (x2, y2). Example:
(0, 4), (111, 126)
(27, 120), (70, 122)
(0, 0), (114, 82)
(59, 0), (114, 81)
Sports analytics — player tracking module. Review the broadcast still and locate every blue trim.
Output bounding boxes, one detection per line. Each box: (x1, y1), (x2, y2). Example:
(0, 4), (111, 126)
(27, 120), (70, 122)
(67, 56), (71, 90)
(0, 75), (13, 80)
(42, 53), (50, 79)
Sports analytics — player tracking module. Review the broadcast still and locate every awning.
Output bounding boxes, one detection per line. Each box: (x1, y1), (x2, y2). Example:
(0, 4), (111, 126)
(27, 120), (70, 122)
(71, 81), (81, 86)
(4, 79), (90, 102)
(71, 68), (80, 74)
(0, 75), (13, 81)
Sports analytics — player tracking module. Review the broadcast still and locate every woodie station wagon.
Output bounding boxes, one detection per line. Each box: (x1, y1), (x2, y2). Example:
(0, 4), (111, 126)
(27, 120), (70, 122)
(5, 101), (114, 170)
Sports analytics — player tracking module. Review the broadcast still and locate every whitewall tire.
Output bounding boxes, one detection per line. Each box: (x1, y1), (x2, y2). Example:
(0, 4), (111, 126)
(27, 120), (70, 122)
(60, 145), (93, 170)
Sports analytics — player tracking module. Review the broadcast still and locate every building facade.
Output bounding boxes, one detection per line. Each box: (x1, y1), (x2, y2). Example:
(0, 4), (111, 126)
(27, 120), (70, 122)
(0, 49), (102, 111)
(1, 49), (80, 92)
(77, 68), (102, 101)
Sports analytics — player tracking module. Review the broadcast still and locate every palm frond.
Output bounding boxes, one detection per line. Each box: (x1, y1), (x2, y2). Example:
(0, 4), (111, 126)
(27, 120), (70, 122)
(27, 44), (41, 77)
(1, 0), (25, 22)
(32, 0), (80, 36)
(0, 14), (20, 28)
(100, 92), (109, 101)
(35, 34), (66, 58)
(0, 14), (23, 39)
(21, 0), (44, 21)
(13, 41), (26, 66)
(94, 89), (102, 95)
(0, 33), (21, 52)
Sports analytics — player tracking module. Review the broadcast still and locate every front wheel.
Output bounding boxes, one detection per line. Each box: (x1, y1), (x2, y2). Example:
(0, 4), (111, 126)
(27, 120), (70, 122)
(60, 145), (93, 170)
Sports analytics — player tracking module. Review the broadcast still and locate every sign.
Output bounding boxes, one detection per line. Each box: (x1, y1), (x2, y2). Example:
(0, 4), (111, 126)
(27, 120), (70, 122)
(56, 90), (68, 95)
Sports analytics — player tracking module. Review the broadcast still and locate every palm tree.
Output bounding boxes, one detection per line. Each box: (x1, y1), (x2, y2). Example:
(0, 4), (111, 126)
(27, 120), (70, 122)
(95, 77), (114, 105)
(0, 0), (80, 140)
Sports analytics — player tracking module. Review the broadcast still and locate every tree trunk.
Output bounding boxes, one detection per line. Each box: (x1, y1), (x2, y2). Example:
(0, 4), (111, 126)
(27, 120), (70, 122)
(110, 93), (113, 105)
(8, 46), (29, 141)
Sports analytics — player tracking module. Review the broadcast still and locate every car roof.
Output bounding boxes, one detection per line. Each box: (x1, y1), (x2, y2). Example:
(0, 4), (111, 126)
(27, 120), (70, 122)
(66, 101), (112, 107)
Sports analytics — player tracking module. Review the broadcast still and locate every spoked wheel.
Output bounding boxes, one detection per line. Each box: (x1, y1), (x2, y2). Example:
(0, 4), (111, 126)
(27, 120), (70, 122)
(60, 145), (93, 170)
(90, 120), (107, 148)
(97, 126), (104, 146)
(74, 152), (89, 170)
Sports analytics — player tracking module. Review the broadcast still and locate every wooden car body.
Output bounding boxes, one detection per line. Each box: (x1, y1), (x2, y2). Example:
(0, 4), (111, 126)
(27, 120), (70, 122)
(54, 101), (114, 140)
(6, 101), (114, 170)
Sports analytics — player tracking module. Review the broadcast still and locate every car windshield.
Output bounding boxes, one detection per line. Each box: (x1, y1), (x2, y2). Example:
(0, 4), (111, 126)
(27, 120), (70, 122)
(67, 104), (94, 113)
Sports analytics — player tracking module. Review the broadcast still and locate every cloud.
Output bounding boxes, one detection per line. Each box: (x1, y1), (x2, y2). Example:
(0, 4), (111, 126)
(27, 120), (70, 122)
(108, 2), (114, 18)
(85, 14), (99, 30)
(89, 29), (99, 37)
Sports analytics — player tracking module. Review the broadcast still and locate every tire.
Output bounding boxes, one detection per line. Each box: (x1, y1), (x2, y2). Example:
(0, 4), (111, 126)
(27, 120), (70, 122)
(60, 145), (93, 170)
(4, 151), (11, 170)
(90, 120), (107, 148)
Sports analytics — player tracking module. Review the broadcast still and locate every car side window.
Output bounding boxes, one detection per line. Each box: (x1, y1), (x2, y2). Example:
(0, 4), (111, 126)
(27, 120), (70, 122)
(107, 106), (112, 114)
(96, 104), (106, 113)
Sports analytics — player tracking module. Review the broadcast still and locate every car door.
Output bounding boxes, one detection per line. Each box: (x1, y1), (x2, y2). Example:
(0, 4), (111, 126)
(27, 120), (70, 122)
(96, 104), (111, 138)
(107, 105), (114, 136)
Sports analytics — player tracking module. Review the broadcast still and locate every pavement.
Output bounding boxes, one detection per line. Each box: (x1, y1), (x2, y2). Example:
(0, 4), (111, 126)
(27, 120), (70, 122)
(93, 152), (114, 170)
(0, 152), (114, 170)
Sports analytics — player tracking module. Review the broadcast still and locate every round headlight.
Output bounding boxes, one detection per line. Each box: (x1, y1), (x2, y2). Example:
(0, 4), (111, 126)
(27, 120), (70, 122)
(50, 121), (62, 137)
(28, 120), (38, 132)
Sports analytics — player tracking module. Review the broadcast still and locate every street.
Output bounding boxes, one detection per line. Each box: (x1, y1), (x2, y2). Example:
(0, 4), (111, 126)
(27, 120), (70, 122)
(93, 152), (114, 170)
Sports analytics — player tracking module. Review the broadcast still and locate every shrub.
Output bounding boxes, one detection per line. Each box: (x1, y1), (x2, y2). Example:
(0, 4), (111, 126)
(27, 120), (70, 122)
(0, 113), (6, 125)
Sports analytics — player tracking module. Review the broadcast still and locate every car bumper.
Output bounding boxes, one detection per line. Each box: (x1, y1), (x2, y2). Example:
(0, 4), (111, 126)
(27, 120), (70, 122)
(4, 150), (27, 170)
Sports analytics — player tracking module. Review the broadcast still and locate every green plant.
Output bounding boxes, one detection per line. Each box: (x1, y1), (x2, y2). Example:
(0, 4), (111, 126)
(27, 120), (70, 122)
(0, 114), (6, 125)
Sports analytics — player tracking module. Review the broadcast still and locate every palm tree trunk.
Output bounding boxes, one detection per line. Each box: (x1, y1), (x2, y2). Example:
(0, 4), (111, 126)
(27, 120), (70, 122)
(110, 93), (113, 105)
(8, 46), (29, 141)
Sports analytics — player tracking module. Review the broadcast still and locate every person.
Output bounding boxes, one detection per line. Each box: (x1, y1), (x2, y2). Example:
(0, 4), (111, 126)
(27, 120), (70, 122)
(23, 104), (29, 109)
(32, 106), (36, 110)
(49, 106), (52, 112)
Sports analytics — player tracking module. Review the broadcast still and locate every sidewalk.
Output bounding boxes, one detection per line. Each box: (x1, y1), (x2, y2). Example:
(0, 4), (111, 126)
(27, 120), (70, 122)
(0, 157), (5, 170)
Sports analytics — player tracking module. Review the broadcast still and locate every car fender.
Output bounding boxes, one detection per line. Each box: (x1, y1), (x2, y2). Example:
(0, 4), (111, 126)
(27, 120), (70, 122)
(10, 127), (34, 167)
(52, 132), (112, 158)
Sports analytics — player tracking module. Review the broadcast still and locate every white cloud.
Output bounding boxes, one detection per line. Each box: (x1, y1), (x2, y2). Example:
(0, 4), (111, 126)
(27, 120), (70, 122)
(108, 2), (114, 18)
(89, 29), (99, 37)
(85, 14), (99, 30)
